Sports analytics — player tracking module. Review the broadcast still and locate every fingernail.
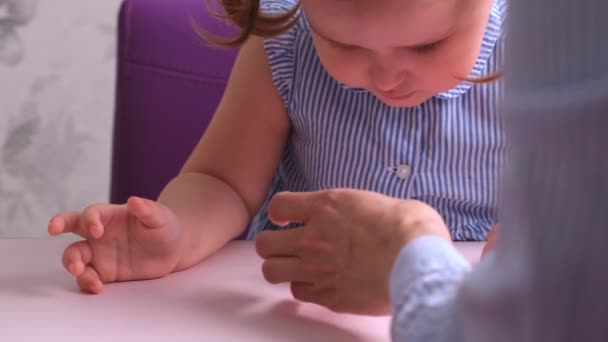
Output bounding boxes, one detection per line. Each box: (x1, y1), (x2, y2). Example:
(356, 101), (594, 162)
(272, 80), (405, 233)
(47, 218), (57, 231)
(141, 198), (151, 207)
(89, 224), (100, 238)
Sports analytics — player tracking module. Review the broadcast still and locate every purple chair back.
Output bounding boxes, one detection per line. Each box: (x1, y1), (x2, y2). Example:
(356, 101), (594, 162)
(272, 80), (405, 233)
(110, 0), (237, 205)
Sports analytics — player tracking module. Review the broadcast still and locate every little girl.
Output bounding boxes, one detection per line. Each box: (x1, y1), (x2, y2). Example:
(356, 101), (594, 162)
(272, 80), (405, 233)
(48, 0), (506, 294)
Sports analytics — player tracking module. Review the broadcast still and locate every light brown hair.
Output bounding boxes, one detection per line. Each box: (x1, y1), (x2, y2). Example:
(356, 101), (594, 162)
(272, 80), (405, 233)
(193, 0), (301, 47)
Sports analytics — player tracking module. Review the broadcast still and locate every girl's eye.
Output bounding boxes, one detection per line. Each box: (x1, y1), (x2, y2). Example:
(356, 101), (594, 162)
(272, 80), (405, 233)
(413, 42), (440, 55)
(333, 42), (361, 52)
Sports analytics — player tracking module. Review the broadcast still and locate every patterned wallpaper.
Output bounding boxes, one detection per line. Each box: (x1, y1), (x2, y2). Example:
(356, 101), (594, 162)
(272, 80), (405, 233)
(0, 0), (122, 237)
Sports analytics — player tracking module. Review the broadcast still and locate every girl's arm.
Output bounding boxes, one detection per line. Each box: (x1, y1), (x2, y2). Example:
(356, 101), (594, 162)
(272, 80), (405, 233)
(157, 36), (291, 271)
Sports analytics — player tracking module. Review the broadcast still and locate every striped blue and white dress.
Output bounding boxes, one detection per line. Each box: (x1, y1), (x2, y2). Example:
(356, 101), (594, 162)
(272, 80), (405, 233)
(248, 0), (507, 241)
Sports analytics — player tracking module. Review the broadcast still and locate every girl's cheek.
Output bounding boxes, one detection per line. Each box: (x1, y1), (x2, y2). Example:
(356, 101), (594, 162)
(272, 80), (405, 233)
(318, 51), (370, 87)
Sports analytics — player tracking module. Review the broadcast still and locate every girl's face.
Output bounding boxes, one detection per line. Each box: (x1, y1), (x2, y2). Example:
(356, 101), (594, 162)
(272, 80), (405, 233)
(302, 0), (494, 107)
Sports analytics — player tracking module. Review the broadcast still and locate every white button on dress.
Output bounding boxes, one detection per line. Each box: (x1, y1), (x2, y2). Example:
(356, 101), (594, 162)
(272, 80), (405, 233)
(388, 164), (411, 180)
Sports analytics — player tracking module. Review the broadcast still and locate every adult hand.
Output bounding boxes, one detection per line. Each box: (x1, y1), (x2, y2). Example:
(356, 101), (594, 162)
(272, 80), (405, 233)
(255, 189), (451, 315)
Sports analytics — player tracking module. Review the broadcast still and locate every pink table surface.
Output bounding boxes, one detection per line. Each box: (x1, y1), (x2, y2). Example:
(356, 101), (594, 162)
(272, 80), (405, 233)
(0, 238), (484, 342)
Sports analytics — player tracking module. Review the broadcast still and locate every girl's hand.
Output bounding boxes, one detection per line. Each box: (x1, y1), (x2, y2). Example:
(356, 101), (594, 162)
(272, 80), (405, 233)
(48, 197), (185, 294)
(481, 225), (499, 258)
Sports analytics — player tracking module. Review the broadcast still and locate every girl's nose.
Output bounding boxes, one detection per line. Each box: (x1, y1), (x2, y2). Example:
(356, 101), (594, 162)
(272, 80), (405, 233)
(369, 55), (410, 92)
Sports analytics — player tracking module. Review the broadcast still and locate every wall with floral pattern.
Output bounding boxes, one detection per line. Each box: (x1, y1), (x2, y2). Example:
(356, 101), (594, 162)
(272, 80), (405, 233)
(0, 0), (122, 237)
